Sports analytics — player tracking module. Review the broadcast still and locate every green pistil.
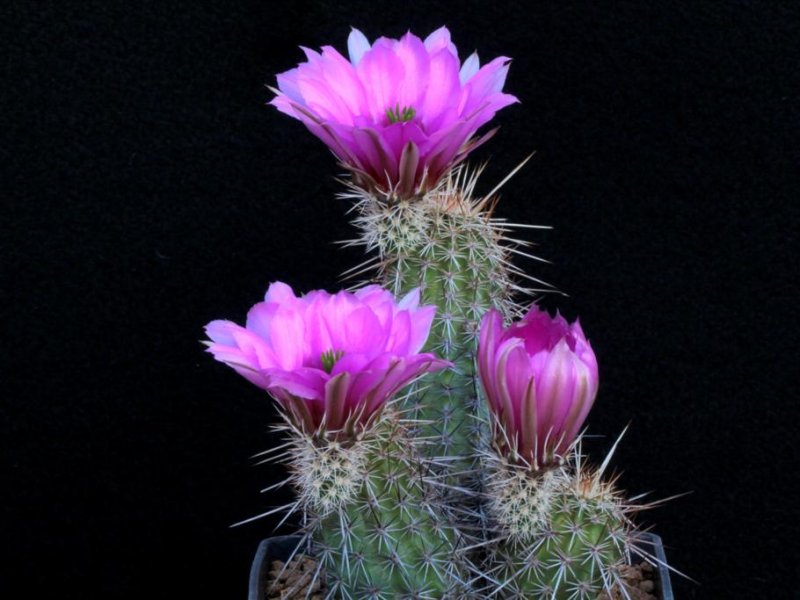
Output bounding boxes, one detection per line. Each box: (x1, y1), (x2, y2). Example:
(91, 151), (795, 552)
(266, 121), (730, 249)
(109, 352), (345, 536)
(320, 349), (345, 373)
(386, 104), (416, 124)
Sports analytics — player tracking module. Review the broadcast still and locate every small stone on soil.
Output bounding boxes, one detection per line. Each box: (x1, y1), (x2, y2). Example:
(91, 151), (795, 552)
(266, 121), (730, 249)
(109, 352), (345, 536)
(266, 555), (326, 599)
(597, 562), (660, 600)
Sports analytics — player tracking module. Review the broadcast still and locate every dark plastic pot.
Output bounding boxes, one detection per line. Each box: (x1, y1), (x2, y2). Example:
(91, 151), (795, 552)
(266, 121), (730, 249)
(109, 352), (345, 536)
(248, 535), (304, 600)
(635, 532), (675, 600)
(248, 532), (674, 600)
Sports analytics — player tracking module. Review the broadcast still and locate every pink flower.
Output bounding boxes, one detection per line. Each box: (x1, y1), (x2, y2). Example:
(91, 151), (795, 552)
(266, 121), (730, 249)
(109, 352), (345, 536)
(205, 283), (449, 435)
(271, 27), (518, 198)
(478, 307), (599, 469)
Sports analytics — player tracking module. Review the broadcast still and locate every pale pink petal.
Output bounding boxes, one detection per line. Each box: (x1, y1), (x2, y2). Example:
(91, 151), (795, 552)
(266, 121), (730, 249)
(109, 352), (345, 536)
(491, 338), (522, 424)
(477, 310), (503, 397)
(205, 319), (240, 347)
(459, 51), (480, 84)
(393, 32), (430, 109)
(228, 326), (280, 369)
(396, 287), (421, 311)
(245, 302), (276, 340)
(423, 26), (458, 57)
(518, 379), (538, 463)
(306, 119), (368, 171)
(319, 46), (369, 120)
(339, 306), (386, 354)
(351, 127), (398, 183)
(274, 68), (303, 104)
(407, 304), (435, 353)
(384, 309), (411, 354)
(264, 281), (297, 304)
(304, 296), (334, 357)
(354, 284), (394, 307)
(562, 365), (597, 449)
(377, 121), (427, 160)
(347, 28), (371, 65)
(264, 306), (306, 370)
(265, 367), (328, 400)
(503, 343), (534, 430)
(419, 48), (462, 130)
(297, 70), (354, 124)
(356, 43), (405, 122)
(534, 340), (573, 437)
(329, 352), (372, 375)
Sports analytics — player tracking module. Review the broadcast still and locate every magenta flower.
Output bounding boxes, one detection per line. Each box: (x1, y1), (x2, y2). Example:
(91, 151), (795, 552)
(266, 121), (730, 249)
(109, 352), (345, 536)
(205, 282), (449, 435)
(478, 307), (599, 469)
(271, 27), (518, 198)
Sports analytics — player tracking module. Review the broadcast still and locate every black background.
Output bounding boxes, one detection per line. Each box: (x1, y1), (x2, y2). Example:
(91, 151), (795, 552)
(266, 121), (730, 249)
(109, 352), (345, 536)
(3, 1), (799, 598)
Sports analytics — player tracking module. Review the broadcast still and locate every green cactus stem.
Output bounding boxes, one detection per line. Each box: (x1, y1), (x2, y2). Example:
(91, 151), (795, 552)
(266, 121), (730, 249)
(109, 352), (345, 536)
(269, 409), (469, 599)
(483, 441), (649, 600)
(344, 162), (548, 490)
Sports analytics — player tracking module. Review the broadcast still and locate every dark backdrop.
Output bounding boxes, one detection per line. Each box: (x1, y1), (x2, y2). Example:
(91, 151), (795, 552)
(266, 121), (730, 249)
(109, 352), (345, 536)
(3, 1), (798, 598)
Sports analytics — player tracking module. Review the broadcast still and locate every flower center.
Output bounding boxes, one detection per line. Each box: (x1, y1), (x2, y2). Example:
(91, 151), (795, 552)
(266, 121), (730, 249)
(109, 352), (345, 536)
(320, 349), (345, 373)
(385, 104), (416, 124)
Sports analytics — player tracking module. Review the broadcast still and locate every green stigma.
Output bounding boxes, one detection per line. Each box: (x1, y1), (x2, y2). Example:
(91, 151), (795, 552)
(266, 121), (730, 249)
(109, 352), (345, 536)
(320, 349), (345, 373)
(386, 104), (416, 124)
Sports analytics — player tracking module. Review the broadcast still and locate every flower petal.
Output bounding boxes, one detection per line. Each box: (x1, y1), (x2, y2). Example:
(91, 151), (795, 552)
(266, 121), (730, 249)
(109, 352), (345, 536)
(459, 51), (480, 84)
(356, 43), (405, 122)
(324, 372), (352, 431)
(424, 26), (457, 57)
(347, 28), (371, 65)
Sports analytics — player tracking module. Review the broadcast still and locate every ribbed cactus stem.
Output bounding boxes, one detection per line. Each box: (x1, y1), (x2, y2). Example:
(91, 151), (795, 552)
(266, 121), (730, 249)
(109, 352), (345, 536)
(347, 165), (537, 488)
(281, 411), (467, 599)
(382, 203), (506, 482)
(485, 452), (636, 600)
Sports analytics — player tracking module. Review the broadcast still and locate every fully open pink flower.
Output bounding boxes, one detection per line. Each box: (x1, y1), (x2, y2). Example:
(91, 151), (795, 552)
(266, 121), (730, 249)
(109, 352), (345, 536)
(205, 283), (449, 435)
(478, 307), (599, 469)
(271, 27), (518, 198)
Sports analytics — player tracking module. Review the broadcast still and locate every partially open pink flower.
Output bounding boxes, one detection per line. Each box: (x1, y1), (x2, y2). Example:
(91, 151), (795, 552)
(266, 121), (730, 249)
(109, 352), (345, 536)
(271, 27), (518, 198)
(478, 307), (599, 469)
(205, 283), (449, 435)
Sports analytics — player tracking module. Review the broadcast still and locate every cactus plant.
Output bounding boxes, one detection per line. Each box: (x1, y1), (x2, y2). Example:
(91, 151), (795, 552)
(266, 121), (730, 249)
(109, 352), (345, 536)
(205, 284), (469, 597)
(206, 25), (675, 600)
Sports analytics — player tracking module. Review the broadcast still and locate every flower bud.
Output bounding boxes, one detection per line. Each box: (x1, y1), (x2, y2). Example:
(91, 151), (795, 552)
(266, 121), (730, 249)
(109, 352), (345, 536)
(478, 307), (598, 468)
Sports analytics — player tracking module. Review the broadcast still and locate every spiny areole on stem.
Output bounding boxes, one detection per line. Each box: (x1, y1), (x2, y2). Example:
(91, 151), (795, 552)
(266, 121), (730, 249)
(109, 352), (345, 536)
(340, 159), (554, 494)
